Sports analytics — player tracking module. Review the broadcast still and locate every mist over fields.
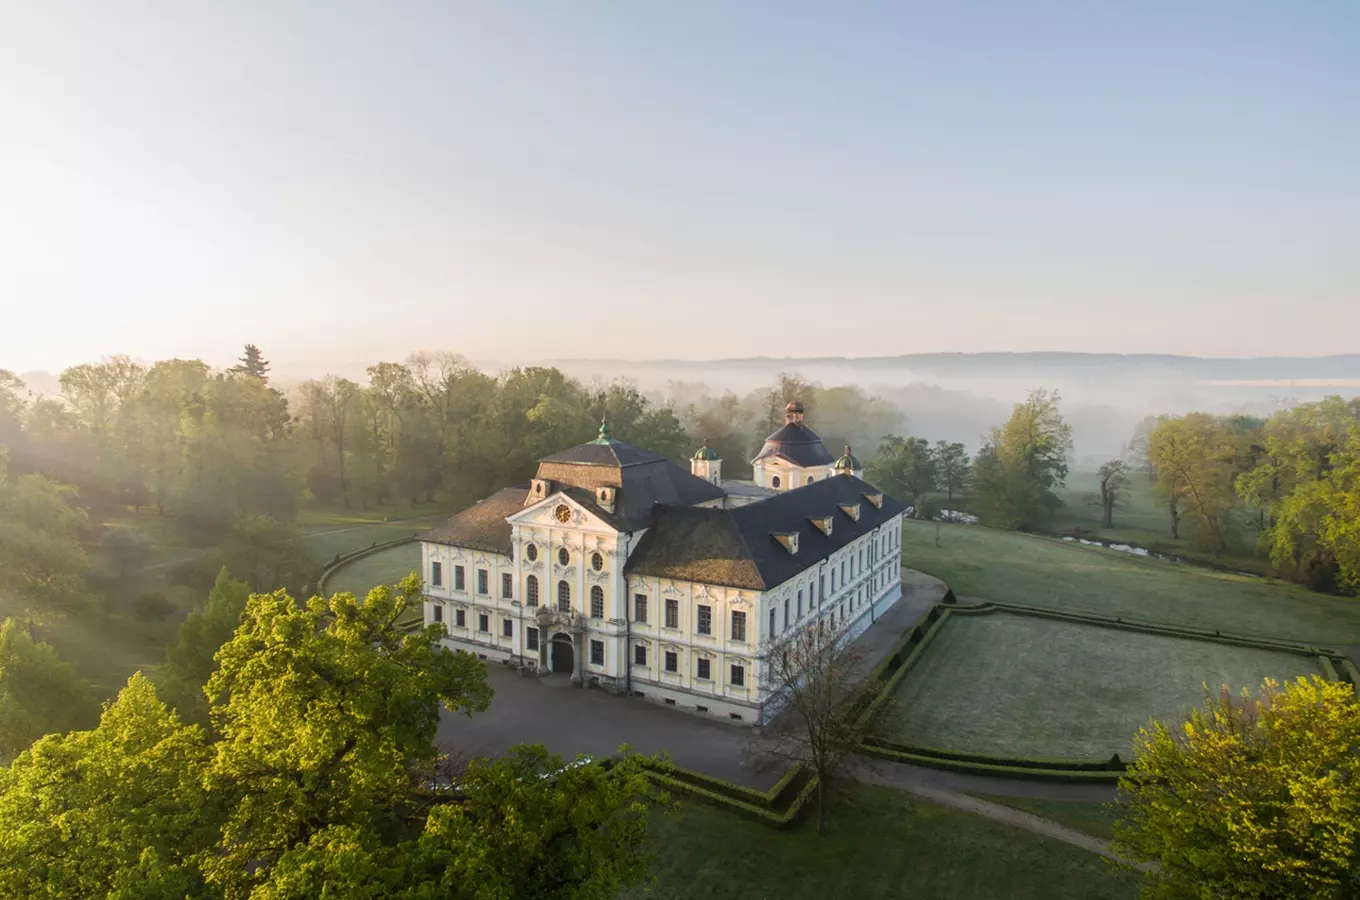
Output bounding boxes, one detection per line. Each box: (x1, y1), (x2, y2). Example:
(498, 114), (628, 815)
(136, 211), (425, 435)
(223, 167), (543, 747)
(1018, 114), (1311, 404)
(544, 352), (1360, 464)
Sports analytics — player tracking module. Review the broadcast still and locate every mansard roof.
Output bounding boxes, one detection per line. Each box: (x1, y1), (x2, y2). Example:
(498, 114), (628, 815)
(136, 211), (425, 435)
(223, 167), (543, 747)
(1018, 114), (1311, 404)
(626, 475), (907, 591)
(751, 421), (837, 468)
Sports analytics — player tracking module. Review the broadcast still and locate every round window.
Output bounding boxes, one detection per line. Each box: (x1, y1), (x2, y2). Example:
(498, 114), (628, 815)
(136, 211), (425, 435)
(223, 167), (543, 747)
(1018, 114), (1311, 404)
(591, 552), (603, 571)
(558, 547), (570, 566)
(526, 543), (537, 562)
(554, 504), (572, 523)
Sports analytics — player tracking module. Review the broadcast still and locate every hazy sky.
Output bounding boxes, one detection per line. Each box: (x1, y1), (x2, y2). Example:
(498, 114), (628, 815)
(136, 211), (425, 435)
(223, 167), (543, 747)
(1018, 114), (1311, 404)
(2, 2), (1356, 374)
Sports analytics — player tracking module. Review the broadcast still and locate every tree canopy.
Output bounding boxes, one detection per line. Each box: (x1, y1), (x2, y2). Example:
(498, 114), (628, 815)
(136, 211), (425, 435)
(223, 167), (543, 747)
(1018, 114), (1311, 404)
(0, 577), (659, 898)
(1113, 676), (1360, 899)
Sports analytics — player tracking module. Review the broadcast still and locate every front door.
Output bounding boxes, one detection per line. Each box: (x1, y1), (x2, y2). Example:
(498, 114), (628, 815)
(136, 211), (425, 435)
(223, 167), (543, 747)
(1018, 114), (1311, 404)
(550, 635), (574, 676)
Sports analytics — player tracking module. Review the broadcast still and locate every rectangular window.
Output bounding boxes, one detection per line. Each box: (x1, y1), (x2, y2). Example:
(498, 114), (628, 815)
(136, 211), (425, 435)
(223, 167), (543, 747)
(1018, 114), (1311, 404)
(477, 569), (488, 595)
(819, 574), (825, 605)
(664, 650), (678, 673)
(731, 610), (746, 642)
(526, 626), (539, 651)
(634, 644), (647, 666)
(831, 568), (837, 591)
(502, 572), (513, 599)
(796, 590), (803, 617)
(432, 603), (443, 623)
(455, 608), (465, 628)
(783, 597), (789, 630)
(477, 613), (489, 633)
(634, 594), (648, 624)
(697, 658), (711, 681)
(502, 618), (513, 638)
(730, 664), (745, 687)
(431, 561), (443, 587)
(454, 565), (465, 591)
(665, 598), (679, 629)
(590, 639), (604, 666)
(842, 560), (847, 581)
(768, 607), (775, 639)
(696, 604), (712, 635)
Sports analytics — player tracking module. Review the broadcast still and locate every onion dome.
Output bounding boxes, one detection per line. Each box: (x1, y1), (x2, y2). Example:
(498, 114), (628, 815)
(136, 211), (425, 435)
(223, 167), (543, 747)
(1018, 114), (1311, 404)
(833, 445), (862, 473)
(693, 439), (721, 461)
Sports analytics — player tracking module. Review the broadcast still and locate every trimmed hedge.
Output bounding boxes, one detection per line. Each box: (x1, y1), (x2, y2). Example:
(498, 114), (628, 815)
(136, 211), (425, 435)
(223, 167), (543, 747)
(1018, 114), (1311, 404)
(863, 737), (1125, 772)
(1319, 656), (1340, 682)
(858, 743), (1124, 784)
(855, 608), (953, 728)
(640, 762), (817, 829)
(1340, 658), (1360, 688)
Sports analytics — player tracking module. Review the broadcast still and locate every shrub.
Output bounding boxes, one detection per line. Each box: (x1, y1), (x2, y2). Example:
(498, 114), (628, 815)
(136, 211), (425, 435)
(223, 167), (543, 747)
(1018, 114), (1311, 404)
(133, 592), (174, 622)
(167, 554), (226, 591)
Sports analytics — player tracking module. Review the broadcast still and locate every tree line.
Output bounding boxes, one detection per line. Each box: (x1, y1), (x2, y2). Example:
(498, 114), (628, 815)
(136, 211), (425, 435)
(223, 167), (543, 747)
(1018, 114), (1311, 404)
(1126, 397), (1360, 592)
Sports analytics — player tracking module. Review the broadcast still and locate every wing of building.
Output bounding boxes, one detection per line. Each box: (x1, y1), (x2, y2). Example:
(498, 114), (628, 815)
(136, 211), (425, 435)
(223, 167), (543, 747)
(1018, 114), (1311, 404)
(420, 404), (906, 724)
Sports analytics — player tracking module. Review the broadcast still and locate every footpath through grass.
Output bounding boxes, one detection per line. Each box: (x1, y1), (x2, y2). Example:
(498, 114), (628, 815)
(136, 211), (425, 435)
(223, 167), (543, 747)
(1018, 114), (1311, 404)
(627, 786), (1139, 900)
(967, 794), (1120, 842)
(901, 521), (1360, 644)
(889, 611), (1322, 758)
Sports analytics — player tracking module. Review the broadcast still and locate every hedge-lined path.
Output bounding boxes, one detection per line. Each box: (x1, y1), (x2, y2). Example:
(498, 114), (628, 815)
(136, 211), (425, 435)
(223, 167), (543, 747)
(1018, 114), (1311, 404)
(850, 755), (1116, 803)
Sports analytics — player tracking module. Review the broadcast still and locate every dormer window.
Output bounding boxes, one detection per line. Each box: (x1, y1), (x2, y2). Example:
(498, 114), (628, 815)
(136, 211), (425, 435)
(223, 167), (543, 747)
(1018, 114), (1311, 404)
(596, 486), (616, 514)
(772, 532), (800, 555)
(862, 492), (884, 509)
(839, 503), (861, 522)
(528, 478), (553, 504)
(808, 516), (833, 536)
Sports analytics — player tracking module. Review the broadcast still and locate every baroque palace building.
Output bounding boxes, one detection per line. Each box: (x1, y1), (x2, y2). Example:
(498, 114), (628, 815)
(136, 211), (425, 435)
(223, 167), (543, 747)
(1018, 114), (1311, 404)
(420, 401), (906, 724)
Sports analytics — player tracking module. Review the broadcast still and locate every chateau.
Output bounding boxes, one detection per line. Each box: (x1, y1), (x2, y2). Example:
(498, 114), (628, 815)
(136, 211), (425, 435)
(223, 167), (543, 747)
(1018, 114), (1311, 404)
(420, 402), (907, 724)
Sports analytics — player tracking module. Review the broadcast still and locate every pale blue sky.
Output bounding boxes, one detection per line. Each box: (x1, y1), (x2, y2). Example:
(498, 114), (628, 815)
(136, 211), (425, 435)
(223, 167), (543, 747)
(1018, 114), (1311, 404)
(1, 2), (1356, 374)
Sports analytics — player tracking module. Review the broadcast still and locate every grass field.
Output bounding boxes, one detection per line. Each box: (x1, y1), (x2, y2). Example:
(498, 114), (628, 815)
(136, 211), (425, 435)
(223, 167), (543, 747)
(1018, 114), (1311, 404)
(901, 520), (1360, 644)
(1050, 471), (1268, 574)
(889, 612), (1322, 758)
(297, 506), (450, 562)
(326, 541), (422, 598)
(626, 787), (1139, 900)
(968, 795), (1120, 842)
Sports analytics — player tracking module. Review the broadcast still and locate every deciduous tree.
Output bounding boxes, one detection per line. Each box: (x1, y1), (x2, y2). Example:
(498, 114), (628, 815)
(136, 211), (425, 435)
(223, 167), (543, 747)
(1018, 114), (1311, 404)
(0, 618), (98, 763)
(930, 440), (971, 501)
(1096, 458), (1129, 528)
(1112, 676), (1360, 899)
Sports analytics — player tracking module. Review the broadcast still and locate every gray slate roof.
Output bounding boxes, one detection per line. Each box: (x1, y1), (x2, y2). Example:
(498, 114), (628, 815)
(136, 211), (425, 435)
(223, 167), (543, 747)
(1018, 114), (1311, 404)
(751, 422), (836, 468)
(626, 475), (906, 590)
(421, 486), (530, 555)
(423, 438), (727, 547)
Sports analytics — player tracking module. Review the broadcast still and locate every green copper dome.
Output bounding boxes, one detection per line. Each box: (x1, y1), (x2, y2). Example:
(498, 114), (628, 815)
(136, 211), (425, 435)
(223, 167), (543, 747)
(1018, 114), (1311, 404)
(590, 416), (615, 445)
(833, 445), (862, 472)
(693, 439), (721, 461)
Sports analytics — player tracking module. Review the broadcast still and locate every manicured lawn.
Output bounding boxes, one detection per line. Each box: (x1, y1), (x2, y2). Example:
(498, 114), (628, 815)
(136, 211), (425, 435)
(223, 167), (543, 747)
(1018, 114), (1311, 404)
(968, 795), (1121, 842)
(901, 521), (1360, 644)
(326, 542), (422, 598)
(889, 611), (1322, 758)
(626, 786), (1140, 900)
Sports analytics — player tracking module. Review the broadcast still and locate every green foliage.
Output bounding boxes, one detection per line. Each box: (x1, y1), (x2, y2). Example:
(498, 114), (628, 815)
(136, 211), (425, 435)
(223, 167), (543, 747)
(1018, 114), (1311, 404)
(133, 592), (174, 622)
(0, 468), (91, 621)
(971, 388), (1073, 528)
(218, 515), (317, 595)
(0, 619), (98, 762)
(101, 525), (151, 580)
(868, 435), (936, 503)
(0, 674), (216, 898)
(930, 440), (971, 500)
(158, 568), (251, 723)
(1113, 677), (1360, 899)
(0, 578), (659, 898)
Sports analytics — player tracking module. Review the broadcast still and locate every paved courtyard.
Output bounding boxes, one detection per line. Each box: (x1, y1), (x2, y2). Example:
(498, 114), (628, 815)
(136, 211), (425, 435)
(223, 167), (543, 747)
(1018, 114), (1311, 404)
(435, 568), (947, 788)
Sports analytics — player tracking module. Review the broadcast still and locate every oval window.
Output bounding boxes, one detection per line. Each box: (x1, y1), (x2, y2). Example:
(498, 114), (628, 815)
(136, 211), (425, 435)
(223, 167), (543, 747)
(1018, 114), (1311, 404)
(558, 547), (570, 566)
(591, 552), (604, 571)
(526, 544), (538, 562)
(771, 475), (782, 488)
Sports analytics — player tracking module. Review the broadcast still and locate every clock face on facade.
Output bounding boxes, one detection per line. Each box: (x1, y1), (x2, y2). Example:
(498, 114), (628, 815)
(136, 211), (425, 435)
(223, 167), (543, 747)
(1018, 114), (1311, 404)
(554, 504), (572, 523)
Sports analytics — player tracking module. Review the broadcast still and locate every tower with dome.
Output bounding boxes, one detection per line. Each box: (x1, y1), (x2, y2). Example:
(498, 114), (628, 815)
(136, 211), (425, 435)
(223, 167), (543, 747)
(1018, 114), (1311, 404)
(419, 404), (906, 725)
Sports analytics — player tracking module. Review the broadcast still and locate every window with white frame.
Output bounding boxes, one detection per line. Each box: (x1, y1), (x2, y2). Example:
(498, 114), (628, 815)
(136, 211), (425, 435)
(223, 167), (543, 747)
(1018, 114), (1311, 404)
(731, 610), (746, 642)
(502, 572), (513, 599)
(665, 598), (679, 629)
(696, 604), (712, 635)
(664, 650), (678, 673)
(730, 663), (745, 687)
(526, 626), (539, 650)
(634, 594), (648, 623)
(431, 561), (442, 587)
(696, 658), (711, 680)
(590, 639), (604, 666)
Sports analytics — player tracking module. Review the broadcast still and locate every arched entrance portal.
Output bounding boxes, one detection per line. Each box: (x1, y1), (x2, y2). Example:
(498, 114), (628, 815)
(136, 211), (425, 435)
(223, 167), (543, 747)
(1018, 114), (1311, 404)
(549, 633), (575, 677)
